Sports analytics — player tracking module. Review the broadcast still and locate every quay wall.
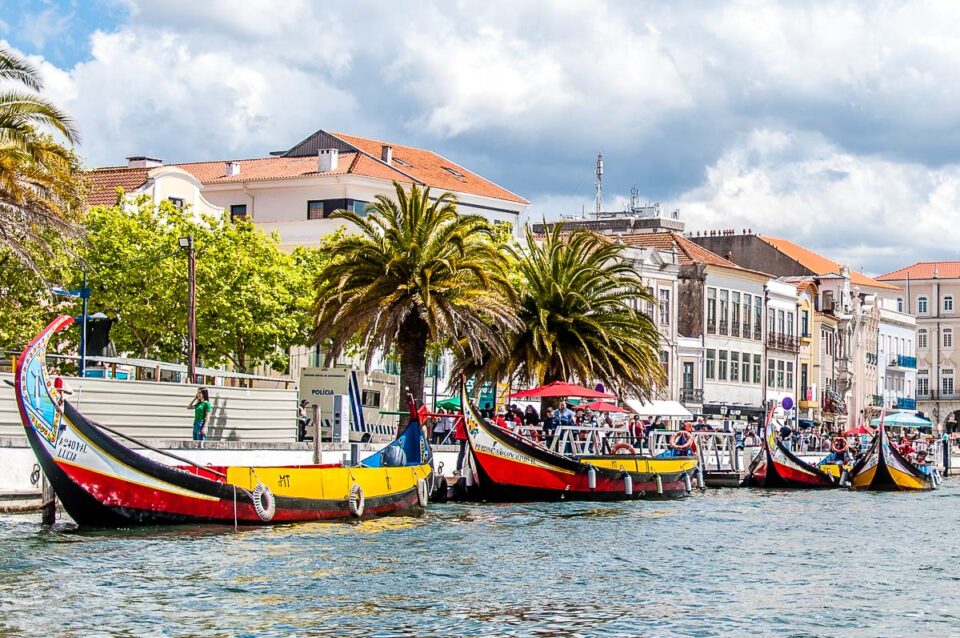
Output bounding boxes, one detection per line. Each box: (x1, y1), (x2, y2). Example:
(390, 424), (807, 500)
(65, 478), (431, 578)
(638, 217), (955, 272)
(0, 374), (298, 441)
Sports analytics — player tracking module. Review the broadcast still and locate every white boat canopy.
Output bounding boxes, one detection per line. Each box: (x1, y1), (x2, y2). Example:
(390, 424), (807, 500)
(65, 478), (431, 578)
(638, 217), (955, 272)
(624, 399), (693, 419)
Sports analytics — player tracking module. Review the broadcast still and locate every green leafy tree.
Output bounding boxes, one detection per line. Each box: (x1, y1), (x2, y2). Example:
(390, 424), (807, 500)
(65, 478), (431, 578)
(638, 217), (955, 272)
(0, 47), (83, 266)
(459, 223), (664, 399)
(312, 182), (518, 408)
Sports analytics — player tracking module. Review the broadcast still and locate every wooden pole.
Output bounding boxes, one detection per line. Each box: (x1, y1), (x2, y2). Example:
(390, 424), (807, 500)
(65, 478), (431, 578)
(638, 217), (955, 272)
(187, 235), (197, 384)
(40, 474), (56, 526)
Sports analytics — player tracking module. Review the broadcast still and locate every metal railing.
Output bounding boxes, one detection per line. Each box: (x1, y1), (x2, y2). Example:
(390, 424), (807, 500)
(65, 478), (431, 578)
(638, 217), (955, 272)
(679, 388), (704, 403)
(896, 397), (917, 410)
(766, 332), (800, 353)
(731, 322), (741, 337)
(719, 319), (729, 335)
(890, 355), (917, 369)
(753, 327), (762, 340)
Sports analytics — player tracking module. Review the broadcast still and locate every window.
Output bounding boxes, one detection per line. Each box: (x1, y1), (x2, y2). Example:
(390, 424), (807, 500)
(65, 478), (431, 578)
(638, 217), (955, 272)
(659, 289), (671, 325)
(731, 292), (741, 334)
(918, 376), (929, 396)
(946, 296), (954, 312)
(786, 311), (794, 337)
(945, 328), (953, 349)
(742, 353), (751, 383)
(706, 288), (717, 334)
(786, 361), (794, 390)
(754, 297), (762, 339)
(743, 294), (752, 335)
(718, 350), (728, 381)
(918, 296), (928, 314)
(229, 204), (247, 221)
(897, 297), (903, 313)
(730, 352), (740, 382)
(660, 351), (669, 377)
(308, 199), (368, 220)
(168, 197), (184, 210)
(442, 166), (466, 181)
(753, 354), (762, 384)
(307, 200), (324, 220)
(777, 360), (785, 388)
(706, 349), (716, 380)
(943, 375), (954, 396)
(719, 290), (729, 335)
(767, 309), (776, 336)
(361, 390), (381, 408)
(777, 309), (786, 335)
(918, 329), (927, 349)
(767, 359), (776, 387)
(393, 157), (412, 167)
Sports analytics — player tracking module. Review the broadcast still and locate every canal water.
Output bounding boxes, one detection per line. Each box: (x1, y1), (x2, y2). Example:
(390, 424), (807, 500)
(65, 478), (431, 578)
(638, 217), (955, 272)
(2, 483), (959, 637)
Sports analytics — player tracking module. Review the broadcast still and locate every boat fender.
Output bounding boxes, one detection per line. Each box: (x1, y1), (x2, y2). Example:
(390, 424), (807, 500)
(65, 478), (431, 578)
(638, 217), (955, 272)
(417, 478), (429, 508)
(696, 465), (705, 489)
(464, 454), (475, 487)
(587, 465), (597, 491)
(669, 431), (694, 451)
(252, 483), (276, 522)
(655, 474), (663, 495)
(349, 483), (365, 518)
(683, 472), (692, 493)
(623, 472), (633, 496)
(831, 437), (849, 454)
(839, 469), (850, 487)
(611, 442), (637, 455)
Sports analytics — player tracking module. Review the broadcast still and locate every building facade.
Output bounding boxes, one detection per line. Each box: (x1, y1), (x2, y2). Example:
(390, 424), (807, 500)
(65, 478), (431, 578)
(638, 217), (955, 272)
(764, 280), (800, 419)
(877, 298), (917, 413)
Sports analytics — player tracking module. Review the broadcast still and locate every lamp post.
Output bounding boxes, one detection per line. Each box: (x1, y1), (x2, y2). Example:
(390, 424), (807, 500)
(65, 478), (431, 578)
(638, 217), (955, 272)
(179, 236), (197, 384)
(51, 272), (90, 376)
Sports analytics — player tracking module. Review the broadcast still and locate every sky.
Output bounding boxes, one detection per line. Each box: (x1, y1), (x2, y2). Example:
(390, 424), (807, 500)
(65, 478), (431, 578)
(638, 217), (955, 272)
(2, 0), (960, 275)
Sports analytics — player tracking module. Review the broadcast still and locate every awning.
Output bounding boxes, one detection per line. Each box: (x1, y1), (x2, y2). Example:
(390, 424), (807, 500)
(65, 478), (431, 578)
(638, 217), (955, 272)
(434, 396), (461, 410)
(624, 399), (693, 419)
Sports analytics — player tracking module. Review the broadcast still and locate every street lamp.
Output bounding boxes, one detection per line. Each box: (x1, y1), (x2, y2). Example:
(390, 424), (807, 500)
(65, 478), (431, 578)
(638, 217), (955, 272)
(179, 236), (197, 384)
(51, 271), (91, 376)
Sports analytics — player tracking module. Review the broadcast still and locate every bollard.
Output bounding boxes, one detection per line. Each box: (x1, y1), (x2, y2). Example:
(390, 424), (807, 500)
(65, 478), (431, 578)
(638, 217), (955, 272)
(943, 435), (951, 477)
(587, 466), (597, 491)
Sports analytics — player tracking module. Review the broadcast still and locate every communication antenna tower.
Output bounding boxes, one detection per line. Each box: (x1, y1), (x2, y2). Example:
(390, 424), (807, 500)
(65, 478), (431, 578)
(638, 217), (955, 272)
(594, 153), (603, 220)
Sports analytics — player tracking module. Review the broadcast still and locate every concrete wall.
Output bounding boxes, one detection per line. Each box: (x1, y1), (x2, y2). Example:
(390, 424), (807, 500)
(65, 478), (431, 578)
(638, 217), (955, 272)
(1, 374), (298, 441)
(691, 235), (811, 277)
(678, 264), (706, 339)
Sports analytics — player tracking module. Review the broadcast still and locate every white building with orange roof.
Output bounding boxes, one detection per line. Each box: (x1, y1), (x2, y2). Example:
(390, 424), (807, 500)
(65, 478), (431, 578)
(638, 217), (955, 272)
(86, 129), (529, 249)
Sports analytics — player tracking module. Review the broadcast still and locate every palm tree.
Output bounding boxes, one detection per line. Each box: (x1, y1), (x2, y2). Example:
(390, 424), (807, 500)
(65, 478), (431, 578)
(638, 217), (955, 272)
(0, 46), (82, 266)
(460, 222), (664, 399)
(312, 182), (518, 408)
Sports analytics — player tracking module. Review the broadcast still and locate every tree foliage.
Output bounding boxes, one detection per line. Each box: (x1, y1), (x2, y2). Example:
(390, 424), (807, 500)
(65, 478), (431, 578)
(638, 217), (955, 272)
(457, 223), (664, 398)
(312, 182), (518, 407)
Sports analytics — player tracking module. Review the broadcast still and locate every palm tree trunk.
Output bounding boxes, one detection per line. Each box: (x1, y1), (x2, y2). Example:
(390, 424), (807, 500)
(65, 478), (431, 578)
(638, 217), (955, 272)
(397, 312), (429, 410)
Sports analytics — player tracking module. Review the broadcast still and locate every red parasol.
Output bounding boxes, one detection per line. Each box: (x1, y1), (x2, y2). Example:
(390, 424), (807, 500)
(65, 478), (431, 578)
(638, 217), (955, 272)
(579, 400), (629, 413)
(508, 381), (616, 399)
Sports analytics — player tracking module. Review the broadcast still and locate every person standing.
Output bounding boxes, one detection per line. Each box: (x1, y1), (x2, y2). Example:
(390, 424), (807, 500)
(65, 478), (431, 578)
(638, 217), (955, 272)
(454, 413), (468, 475)
(778, 421), (794, 452)
(189, 388), (212, 442)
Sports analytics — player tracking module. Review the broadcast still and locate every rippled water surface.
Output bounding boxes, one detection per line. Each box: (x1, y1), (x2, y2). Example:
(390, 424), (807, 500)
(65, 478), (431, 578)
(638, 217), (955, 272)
(2, 482), (960, 637)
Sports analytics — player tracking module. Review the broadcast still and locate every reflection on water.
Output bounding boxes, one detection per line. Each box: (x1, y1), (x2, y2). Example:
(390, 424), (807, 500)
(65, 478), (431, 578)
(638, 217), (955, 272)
(2, 483), (960, 636)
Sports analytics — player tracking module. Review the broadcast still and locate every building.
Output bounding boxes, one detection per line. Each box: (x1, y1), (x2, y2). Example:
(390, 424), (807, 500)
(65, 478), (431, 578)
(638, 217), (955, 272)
(87, 129), (529, 249)
(618, 231), (770, 424)
(764, 280), (800, 419)
(876, 262), (960, 431)
(876, 298), (917, 413)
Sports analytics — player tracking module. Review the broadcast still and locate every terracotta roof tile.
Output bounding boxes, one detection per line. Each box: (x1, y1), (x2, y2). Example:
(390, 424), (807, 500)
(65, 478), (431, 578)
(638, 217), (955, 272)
(85, 167), (148, 207)
(331, 132), (529, 204)
(619, 231), (750, 270)
(877, 262), (960, 281)
(759, 236), (900, 290)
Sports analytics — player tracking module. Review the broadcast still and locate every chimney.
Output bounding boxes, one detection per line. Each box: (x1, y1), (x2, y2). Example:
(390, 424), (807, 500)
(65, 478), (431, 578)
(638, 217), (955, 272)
(317, 148), (339, 172)
(725, 251), (733, 261)
(225, 161), (240, 177)
(127, 156), (163, 168)
(381, 145), (393, 165)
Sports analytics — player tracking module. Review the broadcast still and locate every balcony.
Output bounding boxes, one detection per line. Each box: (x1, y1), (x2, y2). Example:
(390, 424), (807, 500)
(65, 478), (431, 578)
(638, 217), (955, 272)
(896, 397), (916, 410)
(679, 388), (704, 404)
(718, 319), (729, 335)
(707, 320), (716, 334)
(766, 332), (800, 353)
(742, 323), (750, 338)
(753, 327), (762, 341)
(865, 352), (877, 365)
(870, 394), (884, 407)
(731, 322), (741, 337)
(889, 355), (917, 370)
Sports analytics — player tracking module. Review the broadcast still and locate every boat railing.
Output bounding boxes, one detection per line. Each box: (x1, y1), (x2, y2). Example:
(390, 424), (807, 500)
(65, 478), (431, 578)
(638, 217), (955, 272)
(647, 430), (741, 471)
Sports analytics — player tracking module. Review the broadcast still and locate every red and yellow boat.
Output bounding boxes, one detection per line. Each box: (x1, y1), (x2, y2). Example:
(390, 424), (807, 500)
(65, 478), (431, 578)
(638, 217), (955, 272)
(16, 316), (433, 528)
(848, 420), (939, 491)
(745, 408), (836, 489)
(460, 385), (697, 500)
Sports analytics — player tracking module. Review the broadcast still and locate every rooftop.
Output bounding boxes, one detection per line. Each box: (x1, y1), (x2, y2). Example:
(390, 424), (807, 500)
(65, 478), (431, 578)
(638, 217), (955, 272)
(876, 261), (960, 281)
(617, 231), (748, 270)
(758, 236), (900, 291)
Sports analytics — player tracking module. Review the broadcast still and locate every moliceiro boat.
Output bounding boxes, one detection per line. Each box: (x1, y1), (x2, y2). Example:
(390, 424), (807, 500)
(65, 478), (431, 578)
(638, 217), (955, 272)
(460, 385), (697, 500)
(16, 316), (433, 528)
(849, 421), (939, 491)
(746, 410), (836, 489)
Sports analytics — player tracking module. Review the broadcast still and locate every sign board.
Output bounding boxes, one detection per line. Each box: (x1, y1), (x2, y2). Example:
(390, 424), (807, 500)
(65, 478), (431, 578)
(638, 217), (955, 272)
(299, 366), (400, 428)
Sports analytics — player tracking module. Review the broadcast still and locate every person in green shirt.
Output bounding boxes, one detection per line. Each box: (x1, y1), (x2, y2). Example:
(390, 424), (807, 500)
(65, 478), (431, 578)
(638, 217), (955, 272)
(188, 388), (212, 441)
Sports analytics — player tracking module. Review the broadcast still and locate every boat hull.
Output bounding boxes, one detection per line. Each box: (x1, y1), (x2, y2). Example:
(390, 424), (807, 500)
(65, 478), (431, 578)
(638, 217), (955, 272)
(849, 425), (937, 491)
(16, 316), (433, 528)
(461, 385), (696, 501)
(746, 414), (835, 489)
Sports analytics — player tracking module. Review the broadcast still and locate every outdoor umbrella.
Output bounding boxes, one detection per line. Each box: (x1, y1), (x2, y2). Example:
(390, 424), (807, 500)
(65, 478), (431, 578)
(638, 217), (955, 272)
(579, 400), (629, 413)
(870, 412), (932, 428)
(508, 381), (616, 400)
(843, 425), (875, 436)
(434, 396), (461, 411)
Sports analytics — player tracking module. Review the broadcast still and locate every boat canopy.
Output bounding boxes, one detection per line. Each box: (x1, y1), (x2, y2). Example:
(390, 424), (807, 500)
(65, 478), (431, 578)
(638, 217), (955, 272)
(624, 399), (693, 419)
(869, 412), (932, 428)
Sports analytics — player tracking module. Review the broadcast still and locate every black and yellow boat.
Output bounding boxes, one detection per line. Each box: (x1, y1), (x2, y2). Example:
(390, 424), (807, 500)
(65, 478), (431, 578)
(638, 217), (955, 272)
(848, 421), (940, 491)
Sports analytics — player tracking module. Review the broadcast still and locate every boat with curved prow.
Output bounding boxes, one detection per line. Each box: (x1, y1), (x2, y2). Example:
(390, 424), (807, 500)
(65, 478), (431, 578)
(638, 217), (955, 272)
(746, 406), (836, 489)
(460, 384), (697, 500)
(15, 316), (434, 528)
(848, 418), (939, 491)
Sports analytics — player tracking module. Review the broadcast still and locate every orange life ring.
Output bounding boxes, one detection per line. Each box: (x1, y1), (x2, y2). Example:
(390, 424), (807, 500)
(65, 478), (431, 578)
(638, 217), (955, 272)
(670, 431), (694, 451)
(611, 442), (637, 455)
(831, 437), (849, 454)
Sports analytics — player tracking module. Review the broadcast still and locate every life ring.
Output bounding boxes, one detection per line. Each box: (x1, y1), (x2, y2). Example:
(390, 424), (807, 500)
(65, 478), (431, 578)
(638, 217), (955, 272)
(830, 437), (849, 454)
(670, 431), (694, 451)
(348, 483), (365, 518)
(251, 483), (275, 522)
(611, 442), (637, 455)
(416, 478), (429, 508)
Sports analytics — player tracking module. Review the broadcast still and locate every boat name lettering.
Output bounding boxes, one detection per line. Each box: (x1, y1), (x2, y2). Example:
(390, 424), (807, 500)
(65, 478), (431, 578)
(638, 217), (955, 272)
(474, 443), (530, 464)
(56, 447), (77, 462)
(277, 474), (291, 488)
(59, 438), (88, 454)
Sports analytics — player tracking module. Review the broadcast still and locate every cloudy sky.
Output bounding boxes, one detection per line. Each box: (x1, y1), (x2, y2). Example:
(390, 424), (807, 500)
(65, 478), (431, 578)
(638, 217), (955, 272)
(3, 0), (959, 275)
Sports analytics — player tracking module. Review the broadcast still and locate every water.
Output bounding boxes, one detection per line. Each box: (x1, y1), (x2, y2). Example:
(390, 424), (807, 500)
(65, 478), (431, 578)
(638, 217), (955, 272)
(2, 483), (960, 637)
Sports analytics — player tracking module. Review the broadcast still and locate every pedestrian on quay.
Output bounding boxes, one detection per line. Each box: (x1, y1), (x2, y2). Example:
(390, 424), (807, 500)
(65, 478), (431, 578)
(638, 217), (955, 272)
(188, 387), (212, 442)
(297, 399), (311, 441)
